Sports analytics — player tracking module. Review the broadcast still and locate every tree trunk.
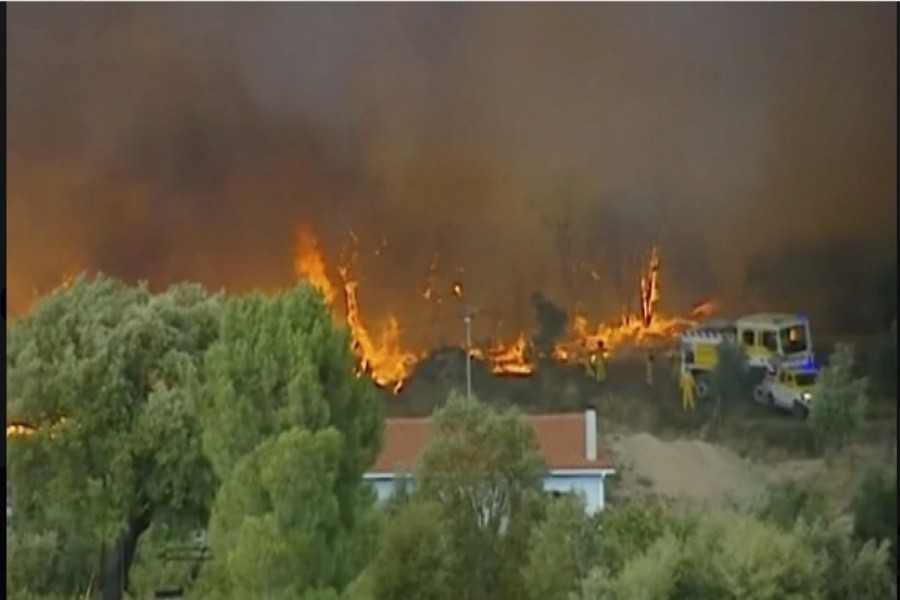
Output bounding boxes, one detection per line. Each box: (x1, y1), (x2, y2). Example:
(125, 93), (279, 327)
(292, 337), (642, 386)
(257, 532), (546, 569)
(93, 511), (153, 600)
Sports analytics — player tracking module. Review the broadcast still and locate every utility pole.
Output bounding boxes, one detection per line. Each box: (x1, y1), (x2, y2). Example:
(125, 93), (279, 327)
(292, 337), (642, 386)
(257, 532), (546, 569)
(464, 305), (475, 399)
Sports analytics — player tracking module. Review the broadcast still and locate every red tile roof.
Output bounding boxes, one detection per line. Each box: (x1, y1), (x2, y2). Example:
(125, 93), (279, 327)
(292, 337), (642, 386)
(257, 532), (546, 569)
(369, 411), (614, 474)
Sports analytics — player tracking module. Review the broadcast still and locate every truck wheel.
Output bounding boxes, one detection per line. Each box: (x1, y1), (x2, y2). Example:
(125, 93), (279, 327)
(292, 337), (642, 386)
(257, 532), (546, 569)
(792, 401), (809, 420)
(695, 377), (710, 400)
(753, 384), (766, 404)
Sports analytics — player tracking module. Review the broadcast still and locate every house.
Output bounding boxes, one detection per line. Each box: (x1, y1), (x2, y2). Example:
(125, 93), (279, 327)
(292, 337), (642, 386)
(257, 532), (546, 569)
(364, 408), (616, 513)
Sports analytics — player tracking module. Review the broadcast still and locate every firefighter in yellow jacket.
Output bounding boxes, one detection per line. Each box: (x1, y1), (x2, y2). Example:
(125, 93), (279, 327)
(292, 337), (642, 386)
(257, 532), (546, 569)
(679, 369), (696, 410)
(584, 342), (607, 383)
(593, 342), (607, 383)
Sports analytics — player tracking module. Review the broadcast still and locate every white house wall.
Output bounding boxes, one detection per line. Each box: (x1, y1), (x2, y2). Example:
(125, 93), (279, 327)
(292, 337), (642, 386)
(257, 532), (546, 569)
(542, 473), (608, 513)
(365, 471), (612, 513)
(369, 478), (399, 504)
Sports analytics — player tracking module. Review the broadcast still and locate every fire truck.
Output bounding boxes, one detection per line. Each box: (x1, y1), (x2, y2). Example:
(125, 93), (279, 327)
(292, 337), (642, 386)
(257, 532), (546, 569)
(678, 313), (816, 402)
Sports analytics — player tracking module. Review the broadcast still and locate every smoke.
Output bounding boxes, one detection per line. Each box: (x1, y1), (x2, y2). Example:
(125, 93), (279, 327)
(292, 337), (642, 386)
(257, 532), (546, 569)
(529, 292), (568, 358)
(7, 4), (897, 337)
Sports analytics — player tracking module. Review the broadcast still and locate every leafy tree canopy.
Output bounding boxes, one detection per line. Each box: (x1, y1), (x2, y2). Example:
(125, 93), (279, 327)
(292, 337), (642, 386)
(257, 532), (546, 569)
(191, 283), (384, 598)
(371, 393), (546, 600)
(6, 274), (222, 599)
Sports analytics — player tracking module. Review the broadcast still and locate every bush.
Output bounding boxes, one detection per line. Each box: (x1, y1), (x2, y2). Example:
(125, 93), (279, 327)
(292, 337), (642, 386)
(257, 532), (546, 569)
(795, 516), (893, 600)
(753, 479), (829, 530)
(851, 466), (898, 566)
(577, 511), (820, 600)
(809, 344), (868, 455)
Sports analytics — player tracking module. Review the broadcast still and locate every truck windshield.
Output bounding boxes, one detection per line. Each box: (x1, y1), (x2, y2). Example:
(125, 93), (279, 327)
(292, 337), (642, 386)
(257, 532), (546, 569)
(795, 373), (816, 387)
(779, 325), (809, 354)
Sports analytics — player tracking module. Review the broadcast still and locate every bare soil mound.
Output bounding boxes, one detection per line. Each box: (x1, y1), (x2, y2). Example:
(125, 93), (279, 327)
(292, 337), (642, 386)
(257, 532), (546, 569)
(608, 432), (769, 506)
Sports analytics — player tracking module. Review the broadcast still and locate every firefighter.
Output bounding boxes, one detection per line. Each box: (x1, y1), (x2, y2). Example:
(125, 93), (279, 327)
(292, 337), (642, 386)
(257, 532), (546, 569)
(583, 343), (595, 379)
(645, 350), (655, 387)
(679, 369), (696, 410)
(583, 342), (607, 383)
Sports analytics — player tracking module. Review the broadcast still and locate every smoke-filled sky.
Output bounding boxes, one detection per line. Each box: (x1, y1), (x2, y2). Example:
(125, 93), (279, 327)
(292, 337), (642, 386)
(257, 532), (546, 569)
(7, 3), (897, 340)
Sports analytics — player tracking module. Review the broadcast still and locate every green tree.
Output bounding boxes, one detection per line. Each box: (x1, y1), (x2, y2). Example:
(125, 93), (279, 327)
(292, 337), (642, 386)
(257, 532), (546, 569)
(196, 428), (364, 600)
(809, 344), (868, 455)
(367, 501), (447, 600)
(593, 499), (679, 576)
(415, 393), (547, 600)
(6, 275), (222, 600)
(522, 494), (599, 600)
(851, 466), (898, 565)
(371, 393), (546, 600)
(191, 284), (383, 598)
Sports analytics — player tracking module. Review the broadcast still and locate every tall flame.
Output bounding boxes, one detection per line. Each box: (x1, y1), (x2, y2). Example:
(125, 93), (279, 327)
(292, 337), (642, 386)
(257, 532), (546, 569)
(639, 245), (660, 327)
(294, 228), (336, 305)
(294, 227), (418, 393)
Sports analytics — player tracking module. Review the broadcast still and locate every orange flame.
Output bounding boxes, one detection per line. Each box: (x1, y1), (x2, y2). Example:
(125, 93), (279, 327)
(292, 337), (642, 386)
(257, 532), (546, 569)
(294, 227), (418, 393)
(690, 298), (718, 319)
(484, 332), (533, 376)
(294, 227), (336, 305)
(482, 245), (712, 373)
(6, 418), (68, 439)
(293, 228), (714, 391)
(639, 245), (660, 327)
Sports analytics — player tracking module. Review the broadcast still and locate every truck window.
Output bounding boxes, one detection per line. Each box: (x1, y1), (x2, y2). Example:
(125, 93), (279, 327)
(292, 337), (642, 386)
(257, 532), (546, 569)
(779, 325), (809, 354)
(741, 330), (755, 346)
(761, 331), (778, 352)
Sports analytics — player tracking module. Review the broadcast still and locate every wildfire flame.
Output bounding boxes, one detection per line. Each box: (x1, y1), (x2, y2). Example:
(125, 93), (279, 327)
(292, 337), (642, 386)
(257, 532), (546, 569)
(6, 418), (67, 440)
(294, 228), (336, 305)
(483, 332), (533, 376)
(294, 227), (419, 393)
(293, 231), (715, 390)
(639, 246), (661, 327)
